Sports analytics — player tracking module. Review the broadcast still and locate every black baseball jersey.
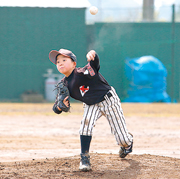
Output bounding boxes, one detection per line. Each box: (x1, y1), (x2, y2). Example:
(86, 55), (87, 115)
(63, 54), (111, 105)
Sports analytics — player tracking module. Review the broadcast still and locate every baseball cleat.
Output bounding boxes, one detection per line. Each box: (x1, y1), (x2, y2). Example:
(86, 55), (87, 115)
(119, 141), (133, 158)
(79, 153), (91, 171)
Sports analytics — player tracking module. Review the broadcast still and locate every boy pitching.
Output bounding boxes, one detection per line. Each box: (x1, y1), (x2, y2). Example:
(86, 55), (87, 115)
(49, 49), (133, 171)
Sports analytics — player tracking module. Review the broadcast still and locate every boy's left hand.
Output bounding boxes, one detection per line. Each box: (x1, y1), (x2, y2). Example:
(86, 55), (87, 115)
(86, 50), (96, 62)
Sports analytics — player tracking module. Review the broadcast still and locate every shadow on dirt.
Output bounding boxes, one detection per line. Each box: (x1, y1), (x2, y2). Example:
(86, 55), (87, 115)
(120, 158), (141, 178)
(73, 156), (141, 179)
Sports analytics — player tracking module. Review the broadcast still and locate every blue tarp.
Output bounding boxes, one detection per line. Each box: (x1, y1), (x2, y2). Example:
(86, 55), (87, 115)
(124, 56), (171, 102)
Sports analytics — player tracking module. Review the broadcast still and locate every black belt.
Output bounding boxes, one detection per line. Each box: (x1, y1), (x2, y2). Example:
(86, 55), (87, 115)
(102, 91), (112, 101)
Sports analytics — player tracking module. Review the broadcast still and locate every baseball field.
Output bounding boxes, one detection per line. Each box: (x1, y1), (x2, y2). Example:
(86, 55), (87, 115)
(0, 102), (180, 178)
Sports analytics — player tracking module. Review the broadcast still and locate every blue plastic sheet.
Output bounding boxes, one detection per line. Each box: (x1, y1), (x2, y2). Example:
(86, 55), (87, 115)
(124, 56), (171, 102)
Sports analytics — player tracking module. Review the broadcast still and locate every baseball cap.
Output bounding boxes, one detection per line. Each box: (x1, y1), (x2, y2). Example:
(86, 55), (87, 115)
(49, 49), (77, 64)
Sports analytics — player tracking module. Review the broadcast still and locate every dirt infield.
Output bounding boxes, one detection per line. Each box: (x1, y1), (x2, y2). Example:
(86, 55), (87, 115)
(0, 103), (180, 178)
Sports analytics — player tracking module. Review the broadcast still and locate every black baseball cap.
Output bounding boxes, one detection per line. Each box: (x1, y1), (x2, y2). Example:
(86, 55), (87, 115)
(49, 49), (77, 64)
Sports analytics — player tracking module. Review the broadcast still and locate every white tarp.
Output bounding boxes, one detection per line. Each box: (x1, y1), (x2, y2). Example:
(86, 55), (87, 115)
(0, 0), (91, 8)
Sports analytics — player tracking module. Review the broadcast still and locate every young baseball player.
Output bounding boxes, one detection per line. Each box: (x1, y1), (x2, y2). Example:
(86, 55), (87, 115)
(49, 49), (133, 171)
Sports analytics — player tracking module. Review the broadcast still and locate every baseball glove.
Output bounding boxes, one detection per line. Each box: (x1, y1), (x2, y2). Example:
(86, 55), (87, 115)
(54, 81), (70, 112)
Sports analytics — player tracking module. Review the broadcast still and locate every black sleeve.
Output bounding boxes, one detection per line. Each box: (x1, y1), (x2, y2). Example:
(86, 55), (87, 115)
(53, 104), (62, 114)
(90, 53), (100, 71)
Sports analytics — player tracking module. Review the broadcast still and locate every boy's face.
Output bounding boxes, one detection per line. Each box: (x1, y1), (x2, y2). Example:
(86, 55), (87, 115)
(56, 55), (76, 77)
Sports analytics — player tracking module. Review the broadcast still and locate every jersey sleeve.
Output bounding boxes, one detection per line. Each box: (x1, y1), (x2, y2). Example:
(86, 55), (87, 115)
(89, 53), (100, 72)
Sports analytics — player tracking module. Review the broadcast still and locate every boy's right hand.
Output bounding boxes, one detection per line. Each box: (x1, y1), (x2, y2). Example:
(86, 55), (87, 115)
(86, 50), (96, 62)
(55, 81), (70, 112)
(57, 96), (69, 111)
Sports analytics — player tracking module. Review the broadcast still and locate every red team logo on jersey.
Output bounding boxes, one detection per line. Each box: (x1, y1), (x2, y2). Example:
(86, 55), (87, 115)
(80, 85), (89, 97)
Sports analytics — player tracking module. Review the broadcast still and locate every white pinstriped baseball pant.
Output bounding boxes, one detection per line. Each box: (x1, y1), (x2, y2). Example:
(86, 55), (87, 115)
(79, 87), (133, 147)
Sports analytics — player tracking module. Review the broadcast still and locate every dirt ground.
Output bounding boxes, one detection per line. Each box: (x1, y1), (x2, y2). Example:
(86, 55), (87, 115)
(0, 103), (180, 178)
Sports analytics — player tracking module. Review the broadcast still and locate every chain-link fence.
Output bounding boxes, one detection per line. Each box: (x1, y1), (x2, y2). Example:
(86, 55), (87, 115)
(86, 5), (180, 24)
